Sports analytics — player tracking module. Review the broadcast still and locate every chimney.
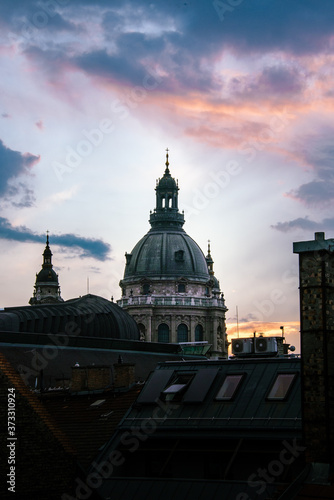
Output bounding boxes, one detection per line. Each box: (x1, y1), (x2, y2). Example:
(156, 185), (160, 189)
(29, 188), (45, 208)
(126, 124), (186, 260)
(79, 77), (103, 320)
(70, 365), (111, 392)
(113, 357), (135, 389)
(293, 232), (334, 464)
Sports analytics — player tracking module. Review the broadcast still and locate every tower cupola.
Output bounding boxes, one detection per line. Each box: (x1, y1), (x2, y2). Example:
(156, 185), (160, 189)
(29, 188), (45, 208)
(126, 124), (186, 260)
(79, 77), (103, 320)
(29, 233), (63, 305)
(149, 150), (185, 229)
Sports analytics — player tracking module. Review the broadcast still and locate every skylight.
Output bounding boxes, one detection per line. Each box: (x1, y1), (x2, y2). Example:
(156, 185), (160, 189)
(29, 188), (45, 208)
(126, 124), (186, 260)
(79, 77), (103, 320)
(216, 374), (243, 401)
(89, 399), (106, 408)
(267, 373), (296, 400)
(161, 373), (194, 401)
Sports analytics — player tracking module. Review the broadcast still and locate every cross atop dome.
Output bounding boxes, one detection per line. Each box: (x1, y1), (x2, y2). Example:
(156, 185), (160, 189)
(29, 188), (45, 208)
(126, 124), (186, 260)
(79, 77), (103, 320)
(165, 148), (170, 174)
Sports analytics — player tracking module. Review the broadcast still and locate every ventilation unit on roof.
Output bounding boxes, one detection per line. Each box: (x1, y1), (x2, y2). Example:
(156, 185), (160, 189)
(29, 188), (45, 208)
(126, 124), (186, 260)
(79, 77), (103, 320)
(254, 336), (278, 355)
(232, 338), (253, 355)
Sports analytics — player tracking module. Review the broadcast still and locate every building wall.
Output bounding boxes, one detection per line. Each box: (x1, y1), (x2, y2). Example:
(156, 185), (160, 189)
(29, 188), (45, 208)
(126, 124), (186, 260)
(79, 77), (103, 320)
(118, 295), (227, 354)
(294, 232), (334, 464)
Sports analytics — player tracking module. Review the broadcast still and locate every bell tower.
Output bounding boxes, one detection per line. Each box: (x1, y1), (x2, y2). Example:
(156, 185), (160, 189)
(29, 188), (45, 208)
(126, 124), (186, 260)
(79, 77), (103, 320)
(29, 233), (63, 305)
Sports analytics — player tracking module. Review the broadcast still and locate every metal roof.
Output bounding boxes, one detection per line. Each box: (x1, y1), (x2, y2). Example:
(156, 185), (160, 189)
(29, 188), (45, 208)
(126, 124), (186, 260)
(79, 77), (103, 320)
(0, 294), (140, 340)
(97, 477), (279, 500)
(119, 357), (302, 439)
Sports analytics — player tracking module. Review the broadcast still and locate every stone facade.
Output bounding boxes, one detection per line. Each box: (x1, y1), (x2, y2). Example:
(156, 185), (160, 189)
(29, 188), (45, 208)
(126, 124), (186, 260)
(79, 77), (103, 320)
(294, 231), (334, 464)
(118, 154), (228, 356)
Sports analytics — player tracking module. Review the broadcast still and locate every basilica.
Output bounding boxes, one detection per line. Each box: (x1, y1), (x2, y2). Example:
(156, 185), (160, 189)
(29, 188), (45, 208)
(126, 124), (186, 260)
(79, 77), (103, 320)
(24, 152), (228, 355)
(117, 152), (228, 354)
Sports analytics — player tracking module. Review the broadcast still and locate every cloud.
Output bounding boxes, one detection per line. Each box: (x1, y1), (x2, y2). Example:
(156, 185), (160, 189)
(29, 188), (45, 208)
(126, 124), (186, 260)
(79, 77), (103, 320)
(1, 113), (10, 118)
(271, 217), (334, 233)
(286, 130), (334, 206)
(0, 139), (40, 205)
(287, 181), (334, 207)
(229, 65), (306, 103)
(0, 217), (111, 261)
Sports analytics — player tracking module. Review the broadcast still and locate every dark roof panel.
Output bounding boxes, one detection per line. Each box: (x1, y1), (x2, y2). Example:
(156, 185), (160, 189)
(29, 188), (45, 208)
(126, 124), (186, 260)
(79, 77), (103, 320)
(0, 294), (140, 340)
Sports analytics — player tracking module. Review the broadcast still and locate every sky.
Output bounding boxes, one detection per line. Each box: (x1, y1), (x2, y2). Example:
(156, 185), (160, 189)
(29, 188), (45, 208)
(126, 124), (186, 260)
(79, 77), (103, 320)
(1, 0), (334, 352)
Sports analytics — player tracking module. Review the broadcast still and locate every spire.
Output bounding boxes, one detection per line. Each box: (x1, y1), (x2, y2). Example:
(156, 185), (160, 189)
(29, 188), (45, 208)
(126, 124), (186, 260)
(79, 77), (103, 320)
(42, 231), (52, 268)
(149, 150), (185, 230)
(165, 148), (170, 175)
(206, 240), (214, 275)
(29, 232), (63, 305)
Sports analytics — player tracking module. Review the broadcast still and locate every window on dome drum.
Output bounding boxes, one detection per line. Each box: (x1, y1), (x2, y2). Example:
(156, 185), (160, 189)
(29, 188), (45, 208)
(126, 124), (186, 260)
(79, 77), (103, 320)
(215, 374), (244, 401)
(178, 283), (186, 293)
(267, 373), (297, 400)
(177, 323), (188, 343)
(142, 283), (150, 295)
(195, 324), (204, 342)
(161, 372), (194, 401)
(158, 323), (170, 343)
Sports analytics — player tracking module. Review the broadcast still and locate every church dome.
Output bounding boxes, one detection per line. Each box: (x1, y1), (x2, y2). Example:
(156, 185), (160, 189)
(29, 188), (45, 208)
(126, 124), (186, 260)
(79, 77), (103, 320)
(121, 152), (211, 286)
(123, 229), (210, 283)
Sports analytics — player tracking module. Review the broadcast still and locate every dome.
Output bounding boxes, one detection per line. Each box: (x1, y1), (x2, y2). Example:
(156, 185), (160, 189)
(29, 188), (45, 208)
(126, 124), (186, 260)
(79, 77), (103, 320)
(1, 295), (140, 340)
(123, 228), (210, 283)
(157, 170), (177, 190)
(36, 268), (59, 283)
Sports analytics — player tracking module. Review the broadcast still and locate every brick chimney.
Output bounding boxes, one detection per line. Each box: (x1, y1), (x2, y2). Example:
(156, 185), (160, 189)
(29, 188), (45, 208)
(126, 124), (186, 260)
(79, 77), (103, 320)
(293, 232), (334, 464)
(70, 365), (111, 392)
(113, 356), (135, 389)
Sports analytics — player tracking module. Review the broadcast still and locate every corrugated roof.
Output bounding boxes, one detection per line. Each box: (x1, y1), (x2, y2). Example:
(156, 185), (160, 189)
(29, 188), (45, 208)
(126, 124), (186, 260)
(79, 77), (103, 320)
(0, 294), (140, 340)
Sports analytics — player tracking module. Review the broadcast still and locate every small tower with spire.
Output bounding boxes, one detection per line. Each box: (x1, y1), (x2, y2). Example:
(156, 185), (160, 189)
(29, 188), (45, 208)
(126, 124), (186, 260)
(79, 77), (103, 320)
(149, 149), (185, 229)
(29, 232), (63, 305)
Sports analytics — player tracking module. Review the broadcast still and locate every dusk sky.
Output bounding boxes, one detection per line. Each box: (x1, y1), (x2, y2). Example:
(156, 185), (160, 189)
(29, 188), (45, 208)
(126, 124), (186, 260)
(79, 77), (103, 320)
(1, 0), (334, 351)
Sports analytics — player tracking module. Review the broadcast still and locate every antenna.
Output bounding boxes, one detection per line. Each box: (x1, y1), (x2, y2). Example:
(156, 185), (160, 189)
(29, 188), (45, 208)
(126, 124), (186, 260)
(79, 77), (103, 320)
(236, 305), (239, 338)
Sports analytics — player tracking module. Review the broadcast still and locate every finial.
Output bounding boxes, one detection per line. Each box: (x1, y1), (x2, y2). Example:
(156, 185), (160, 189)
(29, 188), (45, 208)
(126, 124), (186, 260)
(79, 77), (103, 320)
(208, 239), (211, 256)
(165, 148), (170, 174)
(46, 230), (49, 245)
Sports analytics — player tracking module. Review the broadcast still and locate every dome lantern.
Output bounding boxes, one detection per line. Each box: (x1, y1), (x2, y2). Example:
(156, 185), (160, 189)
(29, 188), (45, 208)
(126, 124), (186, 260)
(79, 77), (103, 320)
(149, 150), (185, 229)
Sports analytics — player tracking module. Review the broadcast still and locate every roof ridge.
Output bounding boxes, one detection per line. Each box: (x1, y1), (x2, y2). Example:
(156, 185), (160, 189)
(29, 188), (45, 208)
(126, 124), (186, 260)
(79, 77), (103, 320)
(0, 353), (75, 456)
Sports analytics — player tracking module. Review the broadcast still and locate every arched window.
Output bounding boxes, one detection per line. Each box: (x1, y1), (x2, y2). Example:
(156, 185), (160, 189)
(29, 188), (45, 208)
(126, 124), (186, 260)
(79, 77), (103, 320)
(158, 323), (169, 343)
(177, 323), (188, 343)
(142, 283), (150, 295)
(138, 323), (146, 341)
(195, 324), (204, 342)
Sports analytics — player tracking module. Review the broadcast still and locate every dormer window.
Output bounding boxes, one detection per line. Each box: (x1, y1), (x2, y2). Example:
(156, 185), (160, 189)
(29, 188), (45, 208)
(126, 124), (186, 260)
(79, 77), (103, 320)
(175, 250), (184, 262)
(178, 283), (186, 293)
